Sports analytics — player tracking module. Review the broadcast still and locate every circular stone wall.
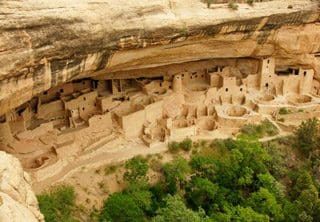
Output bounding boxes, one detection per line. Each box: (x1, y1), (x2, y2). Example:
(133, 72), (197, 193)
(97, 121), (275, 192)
(287, 95), (312, 104)
(197, 118), (216, 131)
(259, 94), (275, 102)
(225, 106), (248, 117)
(188, 85), (209, 92)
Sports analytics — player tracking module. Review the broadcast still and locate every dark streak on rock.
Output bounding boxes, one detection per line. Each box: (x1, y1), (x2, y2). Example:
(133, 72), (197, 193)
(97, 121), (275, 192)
(66, 57), (83, 80)
(50, 59), (66, 86)
(96, 50), (111, 71)
(32, 64), (45, 93)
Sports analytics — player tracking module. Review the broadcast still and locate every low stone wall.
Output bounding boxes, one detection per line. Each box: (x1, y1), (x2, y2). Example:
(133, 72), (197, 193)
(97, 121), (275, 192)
(169, 126), (197, 141)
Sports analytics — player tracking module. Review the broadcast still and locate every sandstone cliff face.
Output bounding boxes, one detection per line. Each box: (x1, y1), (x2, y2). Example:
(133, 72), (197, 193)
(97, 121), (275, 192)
(0, 0), (319, 115)
(0, 151), (44, 222)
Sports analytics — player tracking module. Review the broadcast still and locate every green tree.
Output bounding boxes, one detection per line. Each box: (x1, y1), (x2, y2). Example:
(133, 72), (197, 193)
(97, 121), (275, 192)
(248, 188), (283, 221)
(215, 139), (270, 190)
(293, 118), (320, 159)
(232, 206), (269, 222)
(257, 173), (285, 199)
(37, 185), (78, 222)
(190, 155), (217, 179)
(263, 141), (288, 179)
(124, 156), (149, 183)
(212, 206), (269, 222)
(186, 177), (219, 212)
(163, 157), (190, 194)
(152, 195), (204, 222)
(100, 192), (149, 222)
(291, 170), (314, 199)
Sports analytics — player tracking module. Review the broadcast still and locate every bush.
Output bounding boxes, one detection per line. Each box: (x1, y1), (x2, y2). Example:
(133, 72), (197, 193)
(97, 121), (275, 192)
(228, 2), (239, 10)
(247, 0), (254, 6)
(152, 195), (204, 222)
(261, 119), (279, 137)
(240, 119), (278, 138)
(104, 164), (118, 175)
(163, 157), (190, 194)
(37, 185), (78, 222)
(150, 158), (162, 172)
(168, 141), (180, 153)
(180, 138), (193, 151)
(100, 192), (145, 222)
(263, 141), (287, 179)
(124, 156), (149, 183)
(279, 107), (291, 115)
(168, 138), (193, 153)
(293, 118), (320, 160)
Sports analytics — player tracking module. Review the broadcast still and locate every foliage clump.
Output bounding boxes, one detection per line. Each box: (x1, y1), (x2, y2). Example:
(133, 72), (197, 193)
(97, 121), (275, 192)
(279, 107), (292, 115)
(100, 187), (152, 222)
(39, 120), (320, 222)
(124, 156), (149, 184)
(247, 0), (254, 6)
(168, 138), (193, 153)
(37, 185), (78, 222)
(168, 141), (180, 153)
(240, 119), (279, 138)
(294, 118), (320, 157)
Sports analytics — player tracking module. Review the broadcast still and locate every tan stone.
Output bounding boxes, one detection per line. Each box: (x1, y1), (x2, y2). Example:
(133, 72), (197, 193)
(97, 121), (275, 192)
(0, 151), (44, 222)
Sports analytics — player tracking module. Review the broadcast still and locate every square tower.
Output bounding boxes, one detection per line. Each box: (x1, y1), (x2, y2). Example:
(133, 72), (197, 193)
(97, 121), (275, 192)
(260, 57), (275, 91)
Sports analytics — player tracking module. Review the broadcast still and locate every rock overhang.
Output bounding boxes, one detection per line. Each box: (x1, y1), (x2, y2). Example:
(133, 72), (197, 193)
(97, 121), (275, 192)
(0, 0), (319, 115)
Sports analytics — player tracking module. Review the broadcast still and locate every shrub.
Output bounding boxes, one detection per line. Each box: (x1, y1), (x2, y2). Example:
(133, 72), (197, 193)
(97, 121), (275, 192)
(100, 192), (145, 222)
(279, 107), (291, 115)
(240, 119), (278, 138)
(228, 2), (239, 10)
(124, 156), (149, 183)
(163, 157), (190, 194)
(150, 158), (162, 172)
(263, 141), (287, 179)
(185, 177), (219, 211)
(37, 185), (78, 222)
(261, 119), (279, 137)
(104, 164), (118, 175)
(152, 195), (204, 222)
(247, 0), (254, 6)
(168, 141), (180, 153)
(180, 138), (193, 151)
(248, 188), (284, 221)
(293, 118), (320, 159)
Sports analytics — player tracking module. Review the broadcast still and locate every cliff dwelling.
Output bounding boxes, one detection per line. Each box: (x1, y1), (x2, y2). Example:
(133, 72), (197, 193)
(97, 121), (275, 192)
(1, 0), (320, 220)
(0, 56), (319, 184)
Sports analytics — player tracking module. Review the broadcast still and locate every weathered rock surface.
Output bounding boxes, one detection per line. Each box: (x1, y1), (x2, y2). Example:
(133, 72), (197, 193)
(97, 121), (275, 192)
(0, 151), (44, 222)
(0, 0), (319, 115)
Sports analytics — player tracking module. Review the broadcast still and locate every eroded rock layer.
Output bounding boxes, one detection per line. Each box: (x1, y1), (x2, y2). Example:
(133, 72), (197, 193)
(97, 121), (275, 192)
(0, 151), (44, 222)
(0, 0), (319, 115)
